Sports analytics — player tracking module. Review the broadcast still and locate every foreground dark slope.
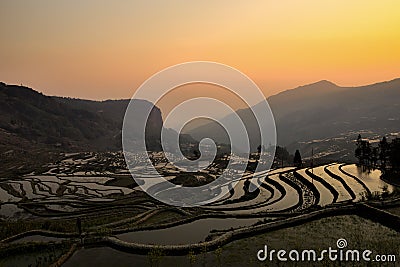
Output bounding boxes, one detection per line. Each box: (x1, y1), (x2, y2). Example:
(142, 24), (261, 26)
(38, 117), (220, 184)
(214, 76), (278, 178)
(187, 78), (400, 160)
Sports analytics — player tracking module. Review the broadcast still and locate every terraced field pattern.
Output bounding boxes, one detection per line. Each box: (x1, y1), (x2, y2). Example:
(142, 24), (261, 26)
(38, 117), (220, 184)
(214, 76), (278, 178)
(0, 152), (399, 266)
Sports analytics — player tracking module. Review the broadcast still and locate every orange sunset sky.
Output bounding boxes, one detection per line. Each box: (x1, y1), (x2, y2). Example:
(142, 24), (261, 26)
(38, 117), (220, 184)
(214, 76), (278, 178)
(1, 0), (400, 101)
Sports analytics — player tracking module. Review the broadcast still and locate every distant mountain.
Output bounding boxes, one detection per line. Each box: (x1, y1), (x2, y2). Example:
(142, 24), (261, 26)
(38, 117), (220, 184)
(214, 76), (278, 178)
(53, 97), (164, 151)
(2, 78), (399, 162)
(186, 78), (400, 161)
(0, 82), (190, 152)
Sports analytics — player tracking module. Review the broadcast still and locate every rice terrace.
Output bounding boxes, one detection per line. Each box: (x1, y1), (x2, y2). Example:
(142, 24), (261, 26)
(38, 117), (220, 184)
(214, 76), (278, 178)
(1, 142), (399, 266)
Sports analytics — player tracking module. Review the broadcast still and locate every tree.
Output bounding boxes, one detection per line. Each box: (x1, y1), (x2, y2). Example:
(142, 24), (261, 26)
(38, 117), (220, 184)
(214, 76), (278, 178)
(355, 134), (372, 166)
(275, 146), (290, 168)
(362, 141), (372, 166)
(371, 147), (379, 167)
(293, 149), (302, 168)
(389, 138), (400, 173)
(379, 136), (389, 169)
(354, 136), (400, 182)
(355, 134), (363, 164)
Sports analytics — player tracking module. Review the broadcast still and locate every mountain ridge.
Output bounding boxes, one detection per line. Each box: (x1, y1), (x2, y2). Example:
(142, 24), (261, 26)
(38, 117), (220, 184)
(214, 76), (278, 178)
(186, 77), (400, 160)
(2, 77), (399, 162)
(0, 82), (164, 152)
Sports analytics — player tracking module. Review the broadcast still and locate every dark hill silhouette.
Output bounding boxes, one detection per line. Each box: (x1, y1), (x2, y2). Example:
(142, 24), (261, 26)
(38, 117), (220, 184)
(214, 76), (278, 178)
(0, 82), (164, 151)
(186, 78), (400, 160)
(269, 78), (400, 145)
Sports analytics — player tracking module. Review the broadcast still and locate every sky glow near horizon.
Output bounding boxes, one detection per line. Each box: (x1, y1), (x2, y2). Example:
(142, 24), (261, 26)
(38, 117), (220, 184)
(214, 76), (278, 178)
(1, 0), (399, 104)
